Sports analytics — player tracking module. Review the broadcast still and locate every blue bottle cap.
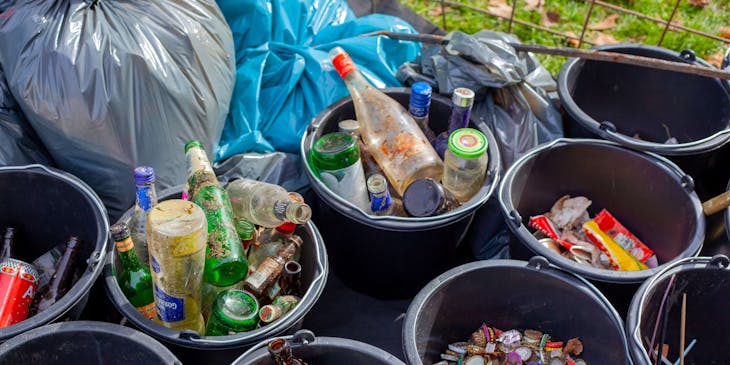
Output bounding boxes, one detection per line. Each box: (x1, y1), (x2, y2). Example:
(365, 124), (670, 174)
(409, 82), (432, 108)
(134, 166), (155, 185)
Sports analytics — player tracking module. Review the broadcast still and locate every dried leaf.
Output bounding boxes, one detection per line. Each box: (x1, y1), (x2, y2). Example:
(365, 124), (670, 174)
(687, 0), (709, 8)
(427, 5), (451, 17)
(523, 0), (543, 12)
(488, 0), (514, 18)
(564, 31), (581, 48)
(707, 52), (725, 68)
(592, 32), (619, 45)
(588, 14), (620, 30)
(720, 26), (730, 40)
(540, 10), (560, 27)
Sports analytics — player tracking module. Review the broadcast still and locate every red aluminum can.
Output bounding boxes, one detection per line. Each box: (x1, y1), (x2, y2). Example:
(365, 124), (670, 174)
(0, 258), (39, 327)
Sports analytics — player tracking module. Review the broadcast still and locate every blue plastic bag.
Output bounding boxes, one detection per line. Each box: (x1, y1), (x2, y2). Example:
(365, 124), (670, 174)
(214, 0), (420, 160)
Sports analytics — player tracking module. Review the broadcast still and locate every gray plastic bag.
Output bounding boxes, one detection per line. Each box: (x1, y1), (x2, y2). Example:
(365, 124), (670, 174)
(398, 30), (563, 170)
(0, 0), (235, 219)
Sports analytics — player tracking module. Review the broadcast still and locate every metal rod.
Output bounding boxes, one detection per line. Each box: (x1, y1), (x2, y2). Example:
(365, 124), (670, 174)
(440, 0), (447, 31)
(578, 0), (596, 48)
(679, 293), (686, 365)
(658, 0), (681, 47)
(508, 0), (518, 33)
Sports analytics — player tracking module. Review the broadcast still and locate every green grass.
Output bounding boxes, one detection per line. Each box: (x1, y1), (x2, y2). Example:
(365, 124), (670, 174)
(400, 0), (730, 75)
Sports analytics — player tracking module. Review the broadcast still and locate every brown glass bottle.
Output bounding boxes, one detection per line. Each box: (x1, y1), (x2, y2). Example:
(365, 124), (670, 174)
(280, 260), (303, 297)
(268, 338), (307, 365)
(244, 236), (303, 297)
(1, 228), (15, 259)
(32, 237), (83, 313)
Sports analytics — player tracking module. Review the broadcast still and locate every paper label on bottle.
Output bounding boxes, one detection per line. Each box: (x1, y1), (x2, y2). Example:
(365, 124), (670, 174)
(136, 186), (155, 212)
(267, 281), (281, 300)
(409, 103), (429, 118)
(150, 256), (161, 273)
(154, 285), (184, 323)
(318, 163), (370, 210)
(115, 237), (134, 253)
(137, 302), (157, 320)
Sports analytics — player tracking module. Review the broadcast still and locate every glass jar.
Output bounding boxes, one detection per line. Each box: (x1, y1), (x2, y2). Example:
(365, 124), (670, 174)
(442, 128), (488, 203)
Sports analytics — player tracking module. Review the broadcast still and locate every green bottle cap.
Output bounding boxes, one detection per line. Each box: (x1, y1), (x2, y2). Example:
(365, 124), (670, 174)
(212, 289), (259, 330)
(184, 140), (203, 153)
(235, 219), (256, 241)
(448, 128), (487, 159)
(310, 133), (360, 171)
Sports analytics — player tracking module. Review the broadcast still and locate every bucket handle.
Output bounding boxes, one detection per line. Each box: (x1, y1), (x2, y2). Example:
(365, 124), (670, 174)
(598, 120), (730, 158)
(630, 255), (729, 363)
(231, 330), (316, 363)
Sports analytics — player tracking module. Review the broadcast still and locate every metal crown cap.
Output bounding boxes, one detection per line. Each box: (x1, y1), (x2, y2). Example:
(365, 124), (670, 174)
(134, 166), (155, 185)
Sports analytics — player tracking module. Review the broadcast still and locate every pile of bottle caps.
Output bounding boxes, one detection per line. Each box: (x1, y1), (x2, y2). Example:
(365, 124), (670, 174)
(435, 325), (587, 365)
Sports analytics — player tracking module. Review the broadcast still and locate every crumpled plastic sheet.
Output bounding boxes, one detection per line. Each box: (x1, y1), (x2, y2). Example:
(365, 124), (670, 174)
(0, 0), (236, 220)
(397, 30), (564, 171)
(214, 0), (421, 160)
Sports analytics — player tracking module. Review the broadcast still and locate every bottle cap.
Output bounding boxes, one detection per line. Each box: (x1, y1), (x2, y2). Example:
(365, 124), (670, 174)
(311, 133), (360, 171)
(287, 192), (304, 203)
(337, 119), (360, 136)
(448, 128), (487, 159)
(134, 166), (155, 185)
(235, 219), (255, 241)
(275, 222), (297, 235)
(184, 140), (203, 153)
(409, 82), (432, 108)
(213, 289), (259, 327)
(110, 223), (131, 242)
(452, 88), (475, 108)
(402, 178), (445, 217)
(329, 47), (356, 78)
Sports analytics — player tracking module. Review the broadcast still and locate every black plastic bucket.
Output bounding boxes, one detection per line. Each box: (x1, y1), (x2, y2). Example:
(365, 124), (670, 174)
(232, 330), (405, 365)
(402, 257), (631, 364)
(626, 255), (730, 365)
(301, 88), (501, 299)
(104, 186), (329, 364)
(0, 164), (108, 341)
(498, 139), (705, 314)
(0, 320), (180, 364)
(558, 44), (730, 200)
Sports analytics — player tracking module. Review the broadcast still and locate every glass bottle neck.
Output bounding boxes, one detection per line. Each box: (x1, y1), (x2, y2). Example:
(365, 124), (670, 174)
(342, 69), (372, 95)
(115, 237), (143, 270)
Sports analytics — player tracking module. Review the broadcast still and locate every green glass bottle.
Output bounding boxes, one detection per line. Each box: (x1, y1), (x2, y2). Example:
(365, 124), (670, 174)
(205, 289), (260, 335)
(110, 223), (156, 320)
(185, 140), (248, 287)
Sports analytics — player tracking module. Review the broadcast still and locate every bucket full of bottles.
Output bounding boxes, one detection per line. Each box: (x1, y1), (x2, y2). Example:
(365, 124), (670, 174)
(300, 48), (501, 298)
(103, 142), (328, 358)
(0, 164), (109, 341)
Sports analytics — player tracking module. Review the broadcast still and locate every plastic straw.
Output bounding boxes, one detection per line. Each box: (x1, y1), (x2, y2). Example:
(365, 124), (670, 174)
(680, 293), (687, 365)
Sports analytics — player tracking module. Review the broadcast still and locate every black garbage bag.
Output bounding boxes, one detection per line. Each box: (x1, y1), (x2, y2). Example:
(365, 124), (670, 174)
(398, 30), (563, 171)
(0, 0), (235, 219)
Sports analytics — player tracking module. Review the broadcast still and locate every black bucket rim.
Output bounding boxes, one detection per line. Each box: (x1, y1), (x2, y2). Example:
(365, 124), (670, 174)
(0, 164), (109, 341)
(402, 257), (631, 365)
(497, 138), (706, 283)
(0, 320), (181, 364)
(557, 43), (730, 156)
(103, 185), (329, 350)
(232, 331), (406, 365)
(300, 87), (501, 232)
(625, 255), (730, 365)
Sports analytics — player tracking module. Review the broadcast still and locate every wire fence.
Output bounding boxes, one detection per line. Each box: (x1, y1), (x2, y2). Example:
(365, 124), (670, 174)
(424, 0), (730, 49)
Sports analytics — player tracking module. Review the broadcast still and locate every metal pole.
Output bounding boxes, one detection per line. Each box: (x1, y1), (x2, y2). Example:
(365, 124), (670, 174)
(578, 0), (596, 48)
(508, 0), (518, 33)
(440, 0), (448, 31)
(658, 0), (681, 46)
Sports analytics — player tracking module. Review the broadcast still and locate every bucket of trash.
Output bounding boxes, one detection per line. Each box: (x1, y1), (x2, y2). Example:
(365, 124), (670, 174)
(301, 87), (500, 299)
(402, 257), (631, 364)
(0, 164), (108, 341)
(231, 330), (405, 365)
(0, 320), (180, 364)
(498, 139), (705, 314)
(104, 186), (328, 364)
(626, 255), (730, 365)
(558, 44), (730, 199)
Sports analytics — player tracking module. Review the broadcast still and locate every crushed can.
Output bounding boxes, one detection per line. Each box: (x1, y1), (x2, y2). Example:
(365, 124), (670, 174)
(0, 258), (40, 327)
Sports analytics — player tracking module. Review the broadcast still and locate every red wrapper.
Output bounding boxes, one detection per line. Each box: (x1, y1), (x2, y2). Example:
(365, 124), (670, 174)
(529, 215), (574, 250)
(593, 210), (654, 263)
(0, 258), (39, 328)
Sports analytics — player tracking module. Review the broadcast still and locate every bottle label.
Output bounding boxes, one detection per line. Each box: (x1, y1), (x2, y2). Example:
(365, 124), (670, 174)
(153, 285), (184, 323)
(409, 103), (429, 118)
(318, 163), (370, 211)
(115, 237), (134, 253)
(267, 281), (281, 301)
(245, 269), (268, 290)
(369, 191), (393, 213)
(136, 186), (155, 212)
(150, 256), (161, 273)
(273, 201), (288, 221)
(332, 52), (356, 78)
(136, 302), (157, 320)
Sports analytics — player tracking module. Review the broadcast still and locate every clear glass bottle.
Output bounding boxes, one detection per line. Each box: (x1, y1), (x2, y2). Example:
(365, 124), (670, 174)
(442, 128), (489, 203)
(131, 166), (158, 265)
(247, 222), (301, 271)
(311, 133), (370, 211)
(1, 227), (15, 259)
(367, 174), (393, 216)
(147, 199), (207, 333)
(409, 82), (436, 142)
(338, 119), (384, 178)
(244, 235), (303, 297)
(226, 179), (312, 228)
(329, 47), (443, 196)
(433, 88), (475, 158)
(185, 140), (248, 287)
